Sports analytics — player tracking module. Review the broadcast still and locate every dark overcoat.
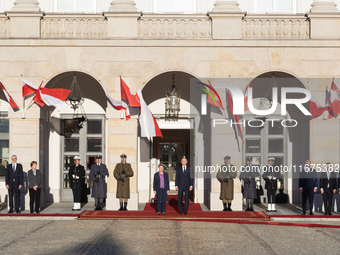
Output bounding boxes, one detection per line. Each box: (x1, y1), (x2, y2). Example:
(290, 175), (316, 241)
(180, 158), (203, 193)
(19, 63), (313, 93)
(89, 163), (109, 198)
(239, 165), (260, 199)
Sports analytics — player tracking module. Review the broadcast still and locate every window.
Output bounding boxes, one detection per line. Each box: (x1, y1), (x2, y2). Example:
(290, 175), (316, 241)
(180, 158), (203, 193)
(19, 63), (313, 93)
(55, 0), (96, 13)
(155, 0), (196, 13)
(255, 0), (296, 13)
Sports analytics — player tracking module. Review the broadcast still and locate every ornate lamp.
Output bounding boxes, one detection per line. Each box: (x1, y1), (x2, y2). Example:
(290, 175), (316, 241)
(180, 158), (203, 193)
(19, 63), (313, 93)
(65, 73), (87, 129)
(165, 74), (181, 121)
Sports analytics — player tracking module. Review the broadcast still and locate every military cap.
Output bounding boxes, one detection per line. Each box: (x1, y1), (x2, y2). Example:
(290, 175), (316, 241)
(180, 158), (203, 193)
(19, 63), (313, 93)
(120, 153), (127, 158)
(224, 155), (231, 160)
(268, 157), (275, 161)
(97, 155), (102, 159)
(74, 156), (80, 160)
(246, 156), (253, 161)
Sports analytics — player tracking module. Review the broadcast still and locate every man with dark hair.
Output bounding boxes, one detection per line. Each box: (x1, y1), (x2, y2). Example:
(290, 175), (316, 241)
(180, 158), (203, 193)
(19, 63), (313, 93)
(5, 155), (23, 213)
(299, 160), (318, 215)
(320, 162), (337, 215)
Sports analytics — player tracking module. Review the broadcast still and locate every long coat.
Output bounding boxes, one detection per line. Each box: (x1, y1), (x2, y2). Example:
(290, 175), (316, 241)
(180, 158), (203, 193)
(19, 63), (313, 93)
(217, 164), (237, 200)
(89, 163), (109, 198)
(262, 165), (281, 191)
(69, 164), (85, 202)
(239, 165), (260, 199)
(114, 163), (134, 198)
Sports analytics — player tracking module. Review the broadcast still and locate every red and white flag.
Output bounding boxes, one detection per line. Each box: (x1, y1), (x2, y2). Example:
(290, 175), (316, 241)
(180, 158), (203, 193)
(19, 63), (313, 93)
(244, 83), (250, 112)
(100, 82), (125, 111)
(0, 82), (20, 112)
(227, 88), (244, 145)
(309, 85), (327, 117)
(120, 78), (140, 120)
(327, 78), (340, 119)
(197, 81), (225, 111)
(22, 79), (39, 98)
(135, 89), (163, 139)
(33, 84), (71, 112)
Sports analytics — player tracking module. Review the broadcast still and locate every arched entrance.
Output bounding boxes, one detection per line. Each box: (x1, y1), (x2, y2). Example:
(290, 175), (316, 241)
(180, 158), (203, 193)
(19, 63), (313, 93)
(138, 71), (205, 204)
(41, 71), (107, 202)
(246, 71), (310, 205)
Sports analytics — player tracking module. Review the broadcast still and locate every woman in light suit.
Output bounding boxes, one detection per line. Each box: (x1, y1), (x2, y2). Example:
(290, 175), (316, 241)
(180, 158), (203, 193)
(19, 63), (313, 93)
(153, 163), (170, 215)
(27, 161), (41, 213)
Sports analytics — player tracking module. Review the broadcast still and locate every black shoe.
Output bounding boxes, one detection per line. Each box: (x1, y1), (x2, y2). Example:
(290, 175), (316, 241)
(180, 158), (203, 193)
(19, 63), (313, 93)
(16, 210), (20, 213)
(30, 211), (34, 214)
(227, 207), (232, 212)
(179, 212), (182, 215)
(309, 212), (314, 215)
(328, 212), (332, 216)
(118, 202), (123, 211)
(76, 209), (81, 211)
(223, 203), (227, 211)
(302, 212), (306, 215)
(162, 212), (165, 215)
(250, 207), (254, 212)
(72, 208), (77, 211)
(266, 209), (271, 212)
(36, 211), (40, 214)
(123, 202), (128, 211)
(272, 209), (277, 212)
(324, 212), (328, 216)
(8, 210), (13, 214)
(157, 212), (160, 215)
(184, 212), (188, 215)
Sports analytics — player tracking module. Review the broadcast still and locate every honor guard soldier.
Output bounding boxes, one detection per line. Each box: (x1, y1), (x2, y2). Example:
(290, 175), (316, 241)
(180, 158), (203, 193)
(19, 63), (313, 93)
(89, 155), (109, 211)
(114, 154), (134, 211)
(262, 157), (281, 212)
(239, 156), (260, 211)
(69, 156), (85, 211)
(216, 155), (237, 211)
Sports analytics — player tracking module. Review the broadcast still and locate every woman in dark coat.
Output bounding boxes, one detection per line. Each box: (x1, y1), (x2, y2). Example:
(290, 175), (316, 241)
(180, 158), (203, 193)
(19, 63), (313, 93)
(27, 161), (41, 213)
(153, 163), (170, 215)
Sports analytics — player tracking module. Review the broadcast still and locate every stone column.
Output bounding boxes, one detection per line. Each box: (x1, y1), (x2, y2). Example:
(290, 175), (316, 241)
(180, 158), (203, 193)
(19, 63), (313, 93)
(209, 0), (244, 39)
(310, 0), (339, 13)
(309, 0), (340, 39)
(105, 0), (141, 38)
(8, 0), (42, 38)
(212, 0), (241, 12)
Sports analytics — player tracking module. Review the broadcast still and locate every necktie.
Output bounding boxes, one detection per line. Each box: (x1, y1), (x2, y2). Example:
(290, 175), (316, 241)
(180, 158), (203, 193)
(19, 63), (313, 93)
(13, 164), (15, 173)
(183, 166), (186, 173)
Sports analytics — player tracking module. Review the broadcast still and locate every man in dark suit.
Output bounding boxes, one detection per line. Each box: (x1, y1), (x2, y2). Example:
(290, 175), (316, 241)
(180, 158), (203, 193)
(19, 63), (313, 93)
(299, 160), (318, 215)
(5, 155), (23, 213)
(175, 156), (193, 215)
(320, 162), (337, 215)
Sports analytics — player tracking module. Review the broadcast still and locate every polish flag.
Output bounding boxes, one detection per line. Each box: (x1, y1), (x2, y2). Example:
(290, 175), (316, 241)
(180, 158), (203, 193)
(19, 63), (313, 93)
(100, 82), (125, 111)
(0, 82), (20, 112)
(327, 78), (340, 119)
(22, 79), (39, 98)
(227, 89), (244, 145)
(135, 89), (163, 139)
(244, 83), (250, 112)
(197, 81), (225, 110)
(309, 86), (327, 117)
(33, 84), (71, 111)
(120, 78), (140, 120)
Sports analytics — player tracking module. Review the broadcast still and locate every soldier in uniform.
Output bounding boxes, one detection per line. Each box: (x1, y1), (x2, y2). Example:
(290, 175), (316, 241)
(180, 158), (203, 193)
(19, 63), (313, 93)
(239, 156), (260, 211)
(114, 154), (134, 211)
(69, 156), (85, 211)
(262, 157), (281, 212)
(216, 155), (237, 211)
(89, 155), (109, 211)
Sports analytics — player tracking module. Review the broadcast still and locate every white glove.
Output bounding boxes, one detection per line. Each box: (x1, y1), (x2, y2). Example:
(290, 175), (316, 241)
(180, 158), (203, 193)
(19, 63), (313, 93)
(75, 175), (79, 179)
(272, 177), (277, 180)
(72, 175), (75, 179)
(268, 176), (273, 180)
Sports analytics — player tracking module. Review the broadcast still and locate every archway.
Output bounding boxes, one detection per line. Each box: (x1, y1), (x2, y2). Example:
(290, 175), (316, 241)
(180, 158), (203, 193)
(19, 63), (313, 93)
(41, 71), (107, 203)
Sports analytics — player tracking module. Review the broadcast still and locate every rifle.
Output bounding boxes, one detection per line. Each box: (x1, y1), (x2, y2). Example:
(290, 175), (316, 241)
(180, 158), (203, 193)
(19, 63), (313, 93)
(95, 164), (101, 188)
(119, 164), (126, 187)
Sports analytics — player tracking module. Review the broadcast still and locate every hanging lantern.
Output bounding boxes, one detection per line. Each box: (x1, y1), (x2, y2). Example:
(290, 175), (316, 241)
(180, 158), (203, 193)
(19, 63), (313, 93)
(165, 74), (181, 121)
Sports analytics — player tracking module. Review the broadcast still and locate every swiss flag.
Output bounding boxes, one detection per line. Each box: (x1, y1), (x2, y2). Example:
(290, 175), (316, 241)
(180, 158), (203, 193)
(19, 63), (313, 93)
(0, 82), (20, 112)
(309, 85), (327, 117)
(327, 78), (340, 119)
(33, 84), (71, 111)
(120, 78), (140, 120)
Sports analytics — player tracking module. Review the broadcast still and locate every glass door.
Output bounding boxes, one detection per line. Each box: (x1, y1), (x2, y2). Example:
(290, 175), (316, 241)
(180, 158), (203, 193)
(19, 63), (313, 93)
(61, 115), (105, 201)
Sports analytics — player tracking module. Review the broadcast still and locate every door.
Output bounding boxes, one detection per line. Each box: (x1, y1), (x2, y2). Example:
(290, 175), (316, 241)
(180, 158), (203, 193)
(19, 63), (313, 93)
(61, 115), (105, 201)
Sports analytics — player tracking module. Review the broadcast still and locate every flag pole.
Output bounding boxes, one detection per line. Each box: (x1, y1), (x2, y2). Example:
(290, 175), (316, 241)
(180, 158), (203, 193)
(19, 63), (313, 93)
(21, 75), (26, 119)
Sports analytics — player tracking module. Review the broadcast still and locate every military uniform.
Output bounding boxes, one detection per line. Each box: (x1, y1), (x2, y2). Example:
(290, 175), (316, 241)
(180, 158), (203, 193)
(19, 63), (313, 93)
(69, 161), (85, 211)
(89, 158), (109, 211)
(217, 156), (237, 211)
(239, 157), (260, 211)
(262, 157), (281, 212)
(114, 154), (134, 211)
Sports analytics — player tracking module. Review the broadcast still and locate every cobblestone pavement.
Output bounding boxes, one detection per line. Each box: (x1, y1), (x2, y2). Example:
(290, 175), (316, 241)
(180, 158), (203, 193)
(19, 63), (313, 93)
(0, 220), (340, 255)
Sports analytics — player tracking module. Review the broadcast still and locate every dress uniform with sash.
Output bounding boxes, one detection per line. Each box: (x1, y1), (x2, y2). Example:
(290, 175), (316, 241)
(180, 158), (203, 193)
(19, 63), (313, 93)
(89, 155), (109, 211)
(114, 154), (134, 211)
(239, 156), (260, 211)
(216, 155), (237, 211)
(69, 156), (85, 211)
(262, 157), (281, 212)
